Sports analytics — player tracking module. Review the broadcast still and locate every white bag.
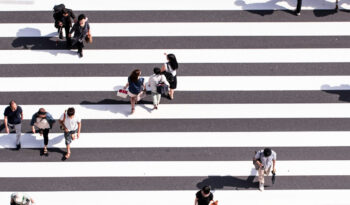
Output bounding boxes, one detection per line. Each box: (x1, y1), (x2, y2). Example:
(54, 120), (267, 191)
(117, 89), (128, 98)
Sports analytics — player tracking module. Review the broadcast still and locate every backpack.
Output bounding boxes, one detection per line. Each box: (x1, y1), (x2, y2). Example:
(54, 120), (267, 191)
(162, 71), (174, 83)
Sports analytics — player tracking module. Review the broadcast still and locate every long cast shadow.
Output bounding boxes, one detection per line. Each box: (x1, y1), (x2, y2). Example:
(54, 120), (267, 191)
(322, 84), (350, 102)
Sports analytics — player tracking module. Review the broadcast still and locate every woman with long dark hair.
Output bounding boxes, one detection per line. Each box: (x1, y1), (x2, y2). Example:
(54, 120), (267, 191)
(124, 69), (146, 114)
(161, 53), (178, 100)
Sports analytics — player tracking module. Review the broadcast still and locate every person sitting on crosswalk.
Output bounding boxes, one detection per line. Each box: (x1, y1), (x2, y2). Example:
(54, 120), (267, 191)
(253, 148), (277, 191)
(59, 107), (82, 159)
(10, 192), (35, 205)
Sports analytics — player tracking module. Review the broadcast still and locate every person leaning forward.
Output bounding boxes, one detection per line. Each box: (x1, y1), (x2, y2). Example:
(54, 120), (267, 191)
(4, 100), (23, 150)
(253, 148), (277, 191)
(59, 107), (81, 159)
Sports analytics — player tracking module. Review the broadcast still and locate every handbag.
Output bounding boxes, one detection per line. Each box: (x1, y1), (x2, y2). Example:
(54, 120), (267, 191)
(157, 83), (169, 95)
(252, 151), (263, 170)
(59, 111), (66, 130)
(117, 89), (128, 98)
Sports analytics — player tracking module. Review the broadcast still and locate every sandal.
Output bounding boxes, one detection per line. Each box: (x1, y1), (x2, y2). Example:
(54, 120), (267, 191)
(43, 148), (48, 155)
(65, 152), (71, 159)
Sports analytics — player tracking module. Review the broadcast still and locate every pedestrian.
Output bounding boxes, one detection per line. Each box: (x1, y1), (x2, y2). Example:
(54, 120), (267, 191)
(253, 148), (277, 191)
(4, 100), (23, 150)
(10, 192), (35, 205)
(335, 0), (339, 11)
(295, 0), (302, 16)
(30, 108), (55, 156)
(195, 185), (215, 205)
(53, 4), (76, 46)
(148, 67), (169, 110)
(59, 107), (81, 159)
(124, 69), (146, 114)
(69, 14), (91, 58)
(161, 53), (178, 100)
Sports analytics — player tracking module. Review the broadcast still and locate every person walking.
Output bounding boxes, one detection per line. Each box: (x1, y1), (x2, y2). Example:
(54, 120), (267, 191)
(30, 108), (55, 156)
(10, 192), (35, 205)
(253, 148), (277, 191)
(4, 100), (23, 150)
(53, 5), (76, 46)
(69, 14), (91, 58)
(295, 0), (302, 16)
(195, 186), (215, 205)
(148, 67), (169, 110)
(124, 69), (146, 114)
(161, 53), (179, 100)
(59, 107), (81, 159)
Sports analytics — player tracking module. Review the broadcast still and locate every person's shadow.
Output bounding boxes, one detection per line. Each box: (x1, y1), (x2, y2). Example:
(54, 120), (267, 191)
(322, 84), (350, 102)
(80, 85), (154, 117)
(11, 27), (77, 56)
(196, 169), (261, 190)
(234, 0), (294, 16)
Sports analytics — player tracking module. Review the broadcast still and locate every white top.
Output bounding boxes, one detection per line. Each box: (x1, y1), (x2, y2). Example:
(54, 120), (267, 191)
(59, 113), (81, 131)
(148, 74), (169, 93)
(164, 63), (176, 76)
(255, 150), (277, 169)
(34, 118), (50, 129)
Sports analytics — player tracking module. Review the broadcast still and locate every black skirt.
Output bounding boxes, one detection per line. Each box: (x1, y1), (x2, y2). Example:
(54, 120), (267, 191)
(169, 75), (177, 89)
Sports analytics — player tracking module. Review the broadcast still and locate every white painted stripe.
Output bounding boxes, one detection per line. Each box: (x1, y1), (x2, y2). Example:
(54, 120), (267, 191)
(0, 76), (349, 91)
(2, 49), (350, 64)
(0, 0), (345, 11)
(1, 131), (350, 149)
(0, 161), (349, 177)
(0, 190), (349, 205)
(5, 22), (350, 37)
(4, 104), (350, 119)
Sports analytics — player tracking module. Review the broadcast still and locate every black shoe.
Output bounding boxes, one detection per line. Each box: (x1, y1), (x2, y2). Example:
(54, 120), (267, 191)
(78, 51), (83, 58)
(16, 143), (21, 150)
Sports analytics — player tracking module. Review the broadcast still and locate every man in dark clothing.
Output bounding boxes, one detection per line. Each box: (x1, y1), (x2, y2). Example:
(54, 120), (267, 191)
(295, 0), (302, 16)
(4, 100), (23, 150)
(69, 14), (90, 58)
(54, 7), (76, 45)
(195, 186), (214, 205)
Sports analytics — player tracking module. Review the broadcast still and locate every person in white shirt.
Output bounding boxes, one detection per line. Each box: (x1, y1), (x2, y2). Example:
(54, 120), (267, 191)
(59, 107), (81, 159)
(148, 67), (169, 110)
(253, 148), (277, 191)
(161, 53), (178, 100)
(10, 192), (34, 205)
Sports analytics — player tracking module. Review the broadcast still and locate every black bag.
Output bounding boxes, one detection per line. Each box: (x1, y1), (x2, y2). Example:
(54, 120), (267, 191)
(157, 83), (169, 95)
(162, 71), (174, 83)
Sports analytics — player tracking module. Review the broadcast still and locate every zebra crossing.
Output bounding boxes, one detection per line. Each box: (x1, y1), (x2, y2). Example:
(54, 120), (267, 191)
(1, 0), (350, 204)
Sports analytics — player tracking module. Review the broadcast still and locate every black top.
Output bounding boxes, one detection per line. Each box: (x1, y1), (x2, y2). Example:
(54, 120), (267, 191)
(70, 21), (90, 40)
(4, 106), (23, 124)
(53, 9), (75, 27)
(196, 191), (213, 205)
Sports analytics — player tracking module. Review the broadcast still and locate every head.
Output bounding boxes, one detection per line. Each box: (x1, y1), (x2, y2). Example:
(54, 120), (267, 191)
(37, 108), (47, 118)
(167, 54), (178, 70)
(9, 100), (17, 111)
(67, 107), (75, 118)
(263, 148), (272, 157)
(153, 67), (161, 75)
(62, 8), (69, 16)
(13, 193), (24, 204)
(78, 14), (86, 26)
(201, 185), (211, 196)
(129, 69), (141, 83)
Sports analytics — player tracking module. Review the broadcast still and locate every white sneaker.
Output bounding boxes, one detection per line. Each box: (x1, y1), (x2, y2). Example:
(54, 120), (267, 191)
(259, 182), (264, 191)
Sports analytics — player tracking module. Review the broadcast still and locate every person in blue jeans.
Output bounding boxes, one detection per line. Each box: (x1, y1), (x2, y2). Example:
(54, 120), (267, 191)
(124, 69), (146, 114)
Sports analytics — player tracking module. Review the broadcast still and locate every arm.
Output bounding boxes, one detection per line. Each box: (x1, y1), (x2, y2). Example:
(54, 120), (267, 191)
(194, 198), (198, 205)
(124, 82), (129, 90)
(272, 159), (276, 172)
(77, 122), (81, 139)
(4, 116), (9, 133)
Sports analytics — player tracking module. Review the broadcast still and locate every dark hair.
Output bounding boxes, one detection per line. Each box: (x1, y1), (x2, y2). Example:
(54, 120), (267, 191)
(201, 185), (211, 194)
(263, 148), (272, 157)
(9, 100), (16, 106)
(129, 69), (141, 83)
(153, 67), (161, 75)
(38, 108), (46, 116)
(67, 107), (75, 117)
(78, 14), (86, 21)
(167, 54), (178, 70)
